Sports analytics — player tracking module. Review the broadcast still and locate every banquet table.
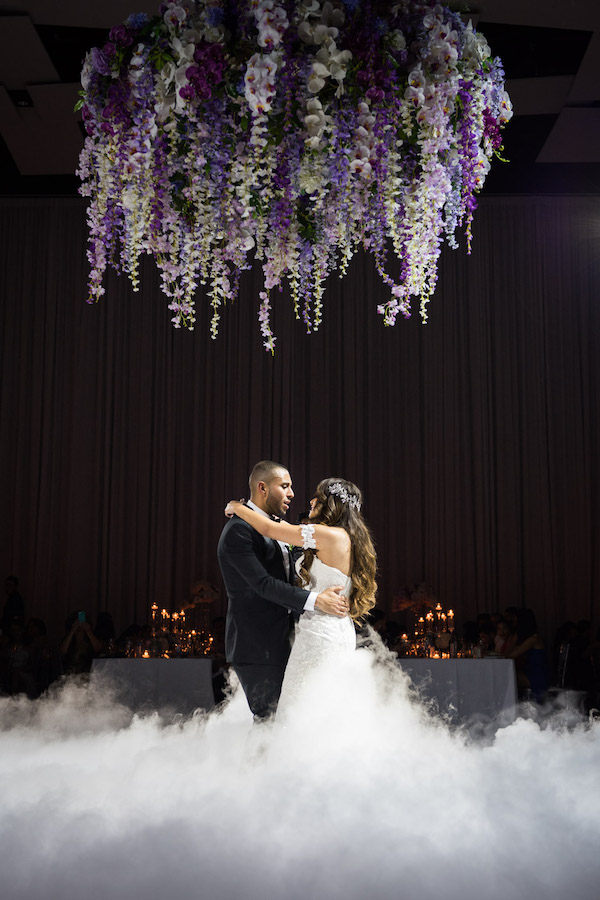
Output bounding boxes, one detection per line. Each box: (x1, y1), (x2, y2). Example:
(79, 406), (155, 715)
(90, 656), (517, 725)
(91, 658), (215, 715)
(397, 658), (518, 725)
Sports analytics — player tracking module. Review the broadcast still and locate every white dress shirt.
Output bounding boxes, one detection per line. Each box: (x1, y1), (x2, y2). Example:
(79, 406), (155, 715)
(247, 500), (317, 611)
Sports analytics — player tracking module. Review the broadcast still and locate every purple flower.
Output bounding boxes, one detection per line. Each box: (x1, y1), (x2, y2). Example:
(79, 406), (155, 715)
(125, 12), (149, 30)
(78, 0), (510, 350)
(206, 7), (225, 27)
(366, 87), (385, 102)
(90, 48), (113, 77)
(109, 24), (134, 47)
(179, 84), (195, 101)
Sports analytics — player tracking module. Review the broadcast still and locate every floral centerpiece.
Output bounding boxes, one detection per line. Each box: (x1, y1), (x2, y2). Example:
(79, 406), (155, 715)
(77, 0), (511, 351)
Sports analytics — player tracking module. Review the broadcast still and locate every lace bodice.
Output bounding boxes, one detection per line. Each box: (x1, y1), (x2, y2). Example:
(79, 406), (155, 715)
(297, 555), (352, 597)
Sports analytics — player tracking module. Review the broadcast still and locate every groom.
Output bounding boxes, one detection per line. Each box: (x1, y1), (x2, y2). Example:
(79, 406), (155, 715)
(218, 459), (348, 721)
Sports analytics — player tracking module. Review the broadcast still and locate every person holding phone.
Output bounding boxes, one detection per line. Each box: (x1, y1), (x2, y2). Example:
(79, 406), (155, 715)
(59, 610), (103, 675)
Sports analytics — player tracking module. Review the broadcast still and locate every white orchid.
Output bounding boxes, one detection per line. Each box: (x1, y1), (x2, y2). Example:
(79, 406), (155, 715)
(171, 36), (197, 63)
(163, 3), (188, 30)
(498, 90), (513, 124)
(244, 51), (279, 115)
(304, 97), (327, 148)
(349, 145), (372, 179)
(320, 1), (344, 30)
(253, 1), (289, 49)
(297, 0), (344, 45)
(129, 43), (147, 78)
(308, 36), (352, 95)
(472, 149), (491, 187)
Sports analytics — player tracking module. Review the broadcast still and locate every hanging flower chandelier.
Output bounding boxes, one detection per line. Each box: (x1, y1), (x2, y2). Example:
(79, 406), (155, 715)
(77, 0), (512, 351)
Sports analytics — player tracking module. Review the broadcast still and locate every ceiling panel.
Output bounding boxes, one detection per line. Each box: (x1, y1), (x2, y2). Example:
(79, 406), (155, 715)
(537, 109), (600, 163)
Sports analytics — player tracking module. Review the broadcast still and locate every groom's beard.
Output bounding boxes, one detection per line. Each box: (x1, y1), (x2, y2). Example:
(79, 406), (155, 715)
(264, 498), (290, 519)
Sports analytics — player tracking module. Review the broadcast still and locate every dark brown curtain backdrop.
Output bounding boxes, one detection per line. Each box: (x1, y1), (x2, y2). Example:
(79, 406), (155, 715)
(1, 196), (599, 640)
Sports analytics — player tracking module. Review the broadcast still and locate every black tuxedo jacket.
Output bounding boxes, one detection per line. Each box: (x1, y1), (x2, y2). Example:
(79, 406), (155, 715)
(217, 514), (310, 667)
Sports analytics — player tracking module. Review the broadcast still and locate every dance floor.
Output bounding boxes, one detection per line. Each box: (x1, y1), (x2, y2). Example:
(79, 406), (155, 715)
(1, 647), (598, 900)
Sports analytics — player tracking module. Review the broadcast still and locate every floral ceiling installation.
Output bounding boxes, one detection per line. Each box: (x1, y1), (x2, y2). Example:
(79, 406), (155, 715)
(78, 0), (512, 352)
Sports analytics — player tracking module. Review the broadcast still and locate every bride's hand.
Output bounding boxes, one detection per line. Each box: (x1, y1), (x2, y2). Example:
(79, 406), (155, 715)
(224, 499), (244, 518)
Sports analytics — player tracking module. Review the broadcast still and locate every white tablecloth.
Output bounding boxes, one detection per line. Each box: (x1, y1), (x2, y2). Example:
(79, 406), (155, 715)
(398, 658), (518, 724)
(91, 657), (516, 724)
(91, 658), (215, 714)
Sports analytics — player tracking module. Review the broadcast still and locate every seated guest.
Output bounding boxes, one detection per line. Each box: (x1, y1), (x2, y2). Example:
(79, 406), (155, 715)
(60, 611), (103, 675)
(495, 617), (516, 657)
(478, 622), (496, 656)
(508, 608), (547, 701)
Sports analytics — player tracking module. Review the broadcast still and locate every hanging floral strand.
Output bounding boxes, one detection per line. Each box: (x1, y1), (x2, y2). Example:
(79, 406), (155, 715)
(77, 0), (512, 351)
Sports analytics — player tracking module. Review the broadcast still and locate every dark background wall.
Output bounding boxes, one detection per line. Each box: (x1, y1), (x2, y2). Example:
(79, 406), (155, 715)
(1, 195), (599, 641)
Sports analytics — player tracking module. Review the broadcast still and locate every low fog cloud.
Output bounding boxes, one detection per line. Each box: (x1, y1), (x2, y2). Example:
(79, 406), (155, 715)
(1, 647), (599, 900)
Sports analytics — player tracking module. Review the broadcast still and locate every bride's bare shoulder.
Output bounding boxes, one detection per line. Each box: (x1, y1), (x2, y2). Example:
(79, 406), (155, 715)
(315, 524), (350, 549)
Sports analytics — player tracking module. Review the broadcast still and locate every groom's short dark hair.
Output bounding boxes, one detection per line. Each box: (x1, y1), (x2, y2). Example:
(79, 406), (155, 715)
(249, 460), (288, 492)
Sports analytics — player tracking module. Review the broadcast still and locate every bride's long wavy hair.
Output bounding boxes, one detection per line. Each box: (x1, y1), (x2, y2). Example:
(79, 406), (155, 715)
(299, 477), (377, 623)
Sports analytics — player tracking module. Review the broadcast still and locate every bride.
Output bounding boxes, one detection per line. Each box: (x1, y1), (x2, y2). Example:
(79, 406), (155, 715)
(225, 477), (377, 713)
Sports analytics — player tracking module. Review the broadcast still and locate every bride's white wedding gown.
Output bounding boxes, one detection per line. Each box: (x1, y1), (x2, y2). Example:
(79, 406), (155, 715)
(277, 555), (356, 715)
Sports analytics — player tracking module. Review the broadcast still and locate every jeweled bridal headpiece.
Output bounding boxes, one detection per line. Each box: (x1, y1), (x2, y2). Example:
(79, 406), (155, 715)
(328, 482), (361, 511)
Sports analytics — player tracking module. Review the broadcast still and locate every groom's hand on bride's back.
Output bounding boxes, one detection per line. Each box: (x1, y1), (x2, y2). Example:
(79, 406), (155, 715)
(314, 586), (349, 618)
